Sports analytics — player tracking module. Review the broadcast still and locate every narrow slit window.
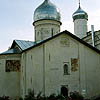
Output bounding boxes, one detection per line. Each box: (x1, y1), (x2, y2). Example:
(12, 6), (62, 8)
(63, 64), (69, 75)
(51, 28), (53, 36)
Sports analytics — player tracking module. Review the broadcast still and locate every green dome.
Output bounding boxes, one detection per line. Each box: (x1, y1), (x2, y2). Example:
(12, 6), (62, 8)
(72, 6), (88, 21)
(34, 0), (61, 22)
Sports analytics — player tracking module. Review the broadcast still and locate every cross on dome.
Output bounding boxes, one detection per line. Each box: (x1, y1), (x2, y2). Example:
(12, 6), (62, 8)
(45, 0), (49, 2)
(79, 0), (80, 6)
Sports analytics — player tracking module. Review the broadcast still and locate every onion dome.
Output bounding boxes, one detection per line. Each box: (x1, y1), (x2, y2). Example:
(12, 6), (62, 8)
(34, 0), (61, 22)
(72, 5), (88, 21)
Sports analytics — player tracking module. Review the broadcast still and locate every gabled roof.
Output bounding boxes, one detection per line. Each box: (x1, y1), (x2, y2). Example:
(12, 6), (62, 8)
(11, 40), (35, 50)
(0, 40), (35, 55)
(0, 48), (20, 55)
(22, 30), (100, 54)
(0, 30), (100, 55)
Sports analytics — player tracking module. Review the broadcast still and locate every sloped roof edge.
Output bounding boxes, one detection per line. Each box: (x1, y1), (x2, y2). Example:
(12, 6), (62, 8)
(0, 40), (35, 55)
(11, 40), (22, 50)
(11, 40), (35, 50)
(0, 48), (21, 55)
(22, 30), (100, 54)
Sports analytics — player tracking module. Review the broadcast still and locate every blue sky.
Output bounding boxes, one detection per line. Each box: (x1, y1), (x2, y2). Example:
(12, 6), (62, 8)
(0, 0), (100, 53)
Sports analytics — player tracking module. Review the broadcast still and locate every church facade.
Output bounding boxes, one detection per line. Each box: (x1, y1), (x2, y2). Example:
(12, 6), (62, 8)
(0, 0), (100, 99)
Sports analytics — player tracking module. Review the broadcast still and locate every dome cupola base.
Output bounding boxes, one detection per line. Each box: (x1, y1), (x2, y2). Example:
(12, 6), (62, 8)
(34, 19), (61, 42)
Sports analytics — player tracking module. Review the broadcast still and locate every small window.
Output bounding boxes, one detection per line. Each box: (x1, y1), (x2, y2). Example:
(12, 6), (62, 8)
(31, 77), (32, 84)
(37, 32), (40, 37)
(63, 64), (69, 75)
(51, 28), (54, 36)
(49, 53), (51, 61)
(31, 55), (32, 60)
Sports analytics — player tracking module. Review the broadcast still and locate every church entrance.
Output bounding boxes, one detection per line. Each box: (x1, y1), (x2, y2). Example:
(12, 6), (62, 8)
(61, 86), (68, 98)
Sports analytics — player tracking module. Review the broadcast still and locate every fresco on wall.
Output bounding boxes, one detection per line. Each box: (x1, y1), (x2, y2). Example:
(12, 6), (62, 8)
(6, 60), (20, 72)
(60, 37), (70, 47)
(71, 58), (78, 71)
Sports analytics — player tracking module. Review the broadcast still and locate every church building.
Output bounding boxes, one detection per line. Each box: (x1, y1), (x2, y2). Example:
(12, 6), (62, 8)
(0, 0), (100, 99)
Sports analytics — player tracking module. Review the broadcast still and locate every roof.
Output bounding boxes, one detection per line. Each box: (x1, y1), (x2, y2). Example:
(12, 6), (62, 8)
(0, 48), (20, 55)
(82, 30), (100, 39)
(72, 6), (88, 21)
(34, 0), (61, 22)
(22, 30), (100, 54)
(0, 30), (100, 55)
(0, 40), (35, 55)
(11, 40), (35, 51)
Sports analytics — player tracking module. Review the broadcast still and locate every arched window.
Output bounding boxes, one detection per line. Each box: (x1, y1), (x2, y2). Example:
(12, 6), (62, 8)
(63, 64), (69, 75)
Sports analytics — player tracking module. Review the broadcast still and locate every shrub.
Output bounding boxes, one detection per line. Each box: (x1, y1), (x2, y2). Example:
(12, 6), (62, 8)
(70, 91), (84, 100)
(24, 89), (35, 100)
(0, 96), (10, 100)
(24, 89), (84, 100)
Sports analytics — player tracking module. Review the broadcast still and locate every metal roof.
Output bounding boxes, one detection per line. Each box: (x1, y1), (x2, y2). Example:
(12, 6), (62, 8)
(0, 40), (35, 55)
(14, 40), (35, 51)
(72, 6), (88, 21)
(34, 0), (61, 22)
(0, 48), (20, 55)
(1, 31), (100, 55)
(22, 30), (100, 54)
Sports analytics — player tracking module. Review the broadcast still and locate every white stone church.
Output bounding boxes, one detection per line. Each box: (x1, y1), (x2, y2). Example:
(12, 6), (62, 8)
(0, 0), (100, 99)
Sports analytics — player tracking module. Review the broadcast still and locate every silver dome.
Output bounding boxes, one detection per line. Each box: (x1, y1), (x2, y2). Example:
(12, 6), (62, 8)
(34, 0), (61, 22)
(72, 6), (88, 21)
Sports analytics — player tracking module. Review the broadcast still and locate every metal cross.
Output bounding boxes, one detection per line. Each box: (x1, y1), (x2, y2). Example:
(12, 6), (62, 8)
(79, 0), (80, 6)
(45, 0), (49, 1)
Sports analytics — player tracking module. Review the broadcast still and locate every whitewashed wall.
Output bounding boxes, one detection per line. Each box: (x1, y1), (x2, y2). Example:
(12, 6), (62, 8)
(34, 20), (61, 41)
(74, 19), (88, 38)
(83, 46), (100, 98)
(44, 34), (80, 95)
(0, 54), (21, 99)
(21, 45), (44, 96)
(22, 33), (100, 98)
